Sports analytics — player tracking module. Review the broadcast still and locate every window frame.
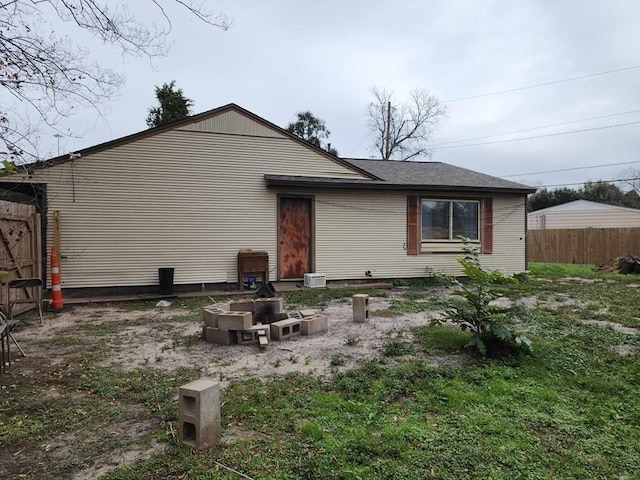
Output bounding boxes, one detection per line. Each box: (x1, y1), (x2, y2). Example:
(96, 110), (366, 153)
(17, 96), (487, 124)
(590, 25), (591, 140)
(420, 198), (481, 244)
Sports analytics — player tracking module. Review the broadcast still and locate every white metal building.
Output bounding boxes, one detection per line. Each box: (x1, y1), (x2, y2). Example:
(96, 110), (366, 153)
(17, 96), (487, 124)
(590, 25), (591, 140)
(528, 200), (640, 230)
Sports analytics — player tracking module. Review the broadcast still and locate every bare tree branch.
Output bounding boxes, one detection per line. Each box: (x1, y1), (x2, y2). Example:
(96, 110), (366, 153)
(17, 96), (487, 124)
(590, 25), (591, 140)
(0, 0), (231, 163)
(367, 86), (446, 161)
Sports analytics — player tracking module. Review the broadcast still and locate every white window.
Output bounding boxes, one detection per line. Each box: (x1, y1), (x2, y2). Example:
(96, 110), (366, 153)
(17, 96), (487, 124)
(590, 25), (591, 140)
(421, 200), (479, 242)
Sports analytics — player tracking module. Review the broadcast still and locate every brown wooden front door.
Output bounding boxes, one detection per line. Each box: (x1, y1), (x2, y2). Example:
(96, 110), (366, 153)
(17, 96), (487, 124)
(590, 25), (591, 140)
(278, 196), (312, 280)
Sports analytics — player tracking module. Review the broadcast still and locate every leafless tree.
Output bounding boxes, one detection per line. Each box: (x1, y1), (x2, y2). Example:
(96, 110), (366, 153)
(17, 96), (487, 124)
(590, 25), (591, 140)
(367, 87), (446, 161)
(0, 0), (232, 164)
(620, 167), (640, 195)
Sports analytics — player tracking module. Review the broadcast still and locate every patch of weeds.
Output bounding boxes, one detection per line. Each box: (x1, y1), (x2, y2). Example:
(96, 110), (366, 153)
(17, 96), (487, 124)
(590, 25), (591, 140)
(66, 316), (159, 336)
(0, 393), (124, 446)
(272, 359), (282, 368)
(283, 288), (386, 308)
(288, 355), (299, 364)
(413, 324), (472, 353)
(304, 357), (312, 365)
(382, 340), (415, 357)
(31, 335), (89, 347)
(424, 267), (458, 286)
(370, 308), (396, 317)
(330, 353), (348, 367)
(528, 263), (599, 278)
(402, 289), (429, 300)
(345, 335), (360, 346)
(389, 299), (446, 313)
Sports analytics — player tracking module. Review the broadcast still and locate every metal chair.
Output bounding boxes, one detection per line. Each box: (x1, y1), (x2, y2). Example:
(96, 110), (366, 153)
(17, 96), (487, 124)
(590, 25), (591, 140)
(0, 311), (14, 371)
(6, 277), (44, 326)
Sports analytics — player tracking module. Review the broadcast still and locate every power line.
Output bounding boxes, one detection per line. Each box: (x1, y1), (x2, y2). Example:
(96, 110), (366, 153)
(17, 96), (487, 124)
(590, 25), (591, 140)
(433, 120), (640, 150)
(536, 177), (640, 188)
(501, 160), (640, 178)
(443, 64), (640, 103)
(430, 109), (640, 147)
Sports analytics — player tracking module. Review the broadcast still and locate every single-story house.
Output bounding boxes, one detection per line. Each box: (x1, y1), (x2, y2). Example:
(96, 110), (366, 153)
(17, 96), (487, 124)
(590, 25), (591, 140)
(2, 104), (534, 293)
(528, 200), (640, 230)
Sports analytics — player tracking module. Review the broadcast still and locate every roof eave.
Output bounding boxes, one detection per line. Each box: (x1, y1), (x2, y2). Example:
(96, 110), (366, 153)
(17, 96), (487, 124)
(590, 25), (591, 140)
(264, 175), (536, 194)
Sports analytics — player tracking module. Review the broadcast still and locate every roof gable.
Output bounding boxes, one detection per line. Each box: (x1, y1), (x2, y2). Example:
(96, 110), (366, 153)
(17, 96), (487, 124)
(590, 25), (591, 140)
(25, 104), (375, 179)
(530, 199), (640, 214)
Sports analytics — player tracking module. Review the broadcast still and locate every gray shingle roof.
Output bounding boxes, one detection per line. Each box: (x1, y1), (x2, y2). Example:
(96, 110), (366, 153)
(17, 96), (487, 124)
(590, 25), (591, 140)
(345, 158), (534, 192)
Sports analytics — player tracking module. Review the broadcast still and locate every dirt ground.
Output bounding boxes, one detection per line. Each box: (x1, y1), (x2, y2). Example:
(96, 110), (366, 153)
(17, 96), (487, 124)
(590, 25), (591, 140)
(14, 294), (454, 387)
(3, 285), (639, 479)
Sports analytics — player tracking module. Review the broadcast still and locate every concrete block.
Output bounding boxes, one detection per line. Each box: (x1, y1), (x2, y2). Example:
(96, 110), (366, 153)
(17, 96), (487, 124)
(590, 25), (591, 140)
(202, 308), (221, 328)
(255, 297), (284, 314)
(234, 324), (271, 345)
(248, 324), (271, 341)
(299, 309), (317, 318)
(237, 330), (256, 344)
(179, 379), (221, 449)
(229, 299), (255, 313)
(204, 327), (237, 345)
(352, 294), (370, 323)
(270, 318), (302, 340)
(218, 311), (253, 331)
(258, 335), (268, 350)
(301, 315), (328, 336)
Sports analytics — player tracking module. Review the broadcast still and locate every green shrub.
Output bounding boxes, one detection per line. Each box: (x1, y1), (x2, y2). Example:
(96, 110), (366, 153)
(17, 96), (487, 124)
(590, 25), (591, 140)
(431, 238), (532, 357)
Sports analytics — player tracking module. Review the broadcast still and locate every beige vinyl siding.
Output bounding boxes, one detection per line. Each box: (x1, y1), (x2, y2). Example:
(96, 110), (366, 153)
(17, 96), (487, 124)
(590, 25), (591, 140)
(528, 210), (640, 229)
(178, 110), (285, 138)
(11, 109), (526, 288)
(19, 126), (368, 288)
(315, 191), (526, 278)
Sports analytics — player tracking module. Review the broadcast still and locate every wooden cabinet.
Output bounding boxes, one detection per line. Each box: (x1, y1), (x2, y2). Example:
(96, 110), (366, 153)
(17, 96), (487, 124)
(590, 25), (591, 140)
(237, 251), (268, 290)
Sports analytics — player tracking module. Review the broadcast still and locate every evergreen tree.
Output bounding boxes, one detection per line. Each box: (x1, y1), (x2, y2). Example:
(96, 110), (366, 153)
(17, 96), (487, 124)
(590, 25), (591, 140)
(146, 81), (194, 128)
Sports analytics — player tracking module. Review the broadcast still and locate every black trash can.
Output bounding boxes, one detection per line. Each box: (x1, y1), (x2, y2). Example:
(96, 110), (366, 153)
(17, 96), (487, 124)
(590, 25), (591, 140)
(158, 267), (175, 295)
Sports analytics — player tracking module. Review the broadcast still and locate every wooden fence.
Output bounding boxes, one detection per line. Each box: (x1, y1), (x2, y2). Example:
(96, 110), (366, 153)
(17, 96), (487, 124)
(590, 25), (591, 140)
(0, 199), (42, 314)
(528, 227), (640, 265)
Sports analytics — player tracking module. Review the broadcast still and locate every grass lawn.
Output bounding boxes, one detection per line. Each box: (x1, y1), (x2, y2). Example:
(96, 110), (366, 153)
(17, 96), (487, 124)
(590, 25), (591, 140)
(1, 265), (640, 479)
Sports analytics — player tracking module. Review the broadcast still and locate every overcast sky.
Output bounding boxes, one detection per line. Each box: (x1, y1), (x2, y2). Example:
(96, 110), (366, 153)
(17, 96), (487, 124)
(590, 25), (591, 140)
(46, 0), (640, 189)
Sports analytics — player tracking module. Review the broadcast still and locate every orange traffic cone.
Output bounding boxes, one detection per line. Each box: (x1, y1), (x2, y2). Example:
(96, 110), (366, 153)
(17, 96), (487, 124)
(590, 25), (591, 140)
(50, 245), (63, 310)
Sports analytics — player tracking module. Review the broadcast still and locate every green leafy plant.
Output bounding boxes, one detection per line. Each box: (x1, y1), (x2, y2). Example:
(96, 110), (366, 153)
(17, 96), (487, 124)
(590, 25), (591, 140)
(423, 267), (458, 286)
(431, 237), (532, 357)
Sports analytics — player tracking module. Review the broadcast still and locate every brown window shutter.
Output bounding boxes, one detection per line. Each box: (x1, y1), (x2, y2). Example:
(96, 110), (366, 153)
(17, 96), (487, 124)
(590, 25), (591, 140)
(481, 197), (493, 254)
(407, 196), (419, 255)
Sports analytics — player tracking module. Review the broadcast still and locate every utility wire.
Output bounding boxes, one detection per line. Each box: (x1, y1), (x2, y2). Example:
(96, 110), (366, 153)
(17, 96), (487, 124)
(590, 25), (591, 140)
(432, 121), (640, 150)
(535, 177), (640, 188)
(430, 109), (640, 147)
(443, 64), (640, 103)
(501, 160), (640, 178)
